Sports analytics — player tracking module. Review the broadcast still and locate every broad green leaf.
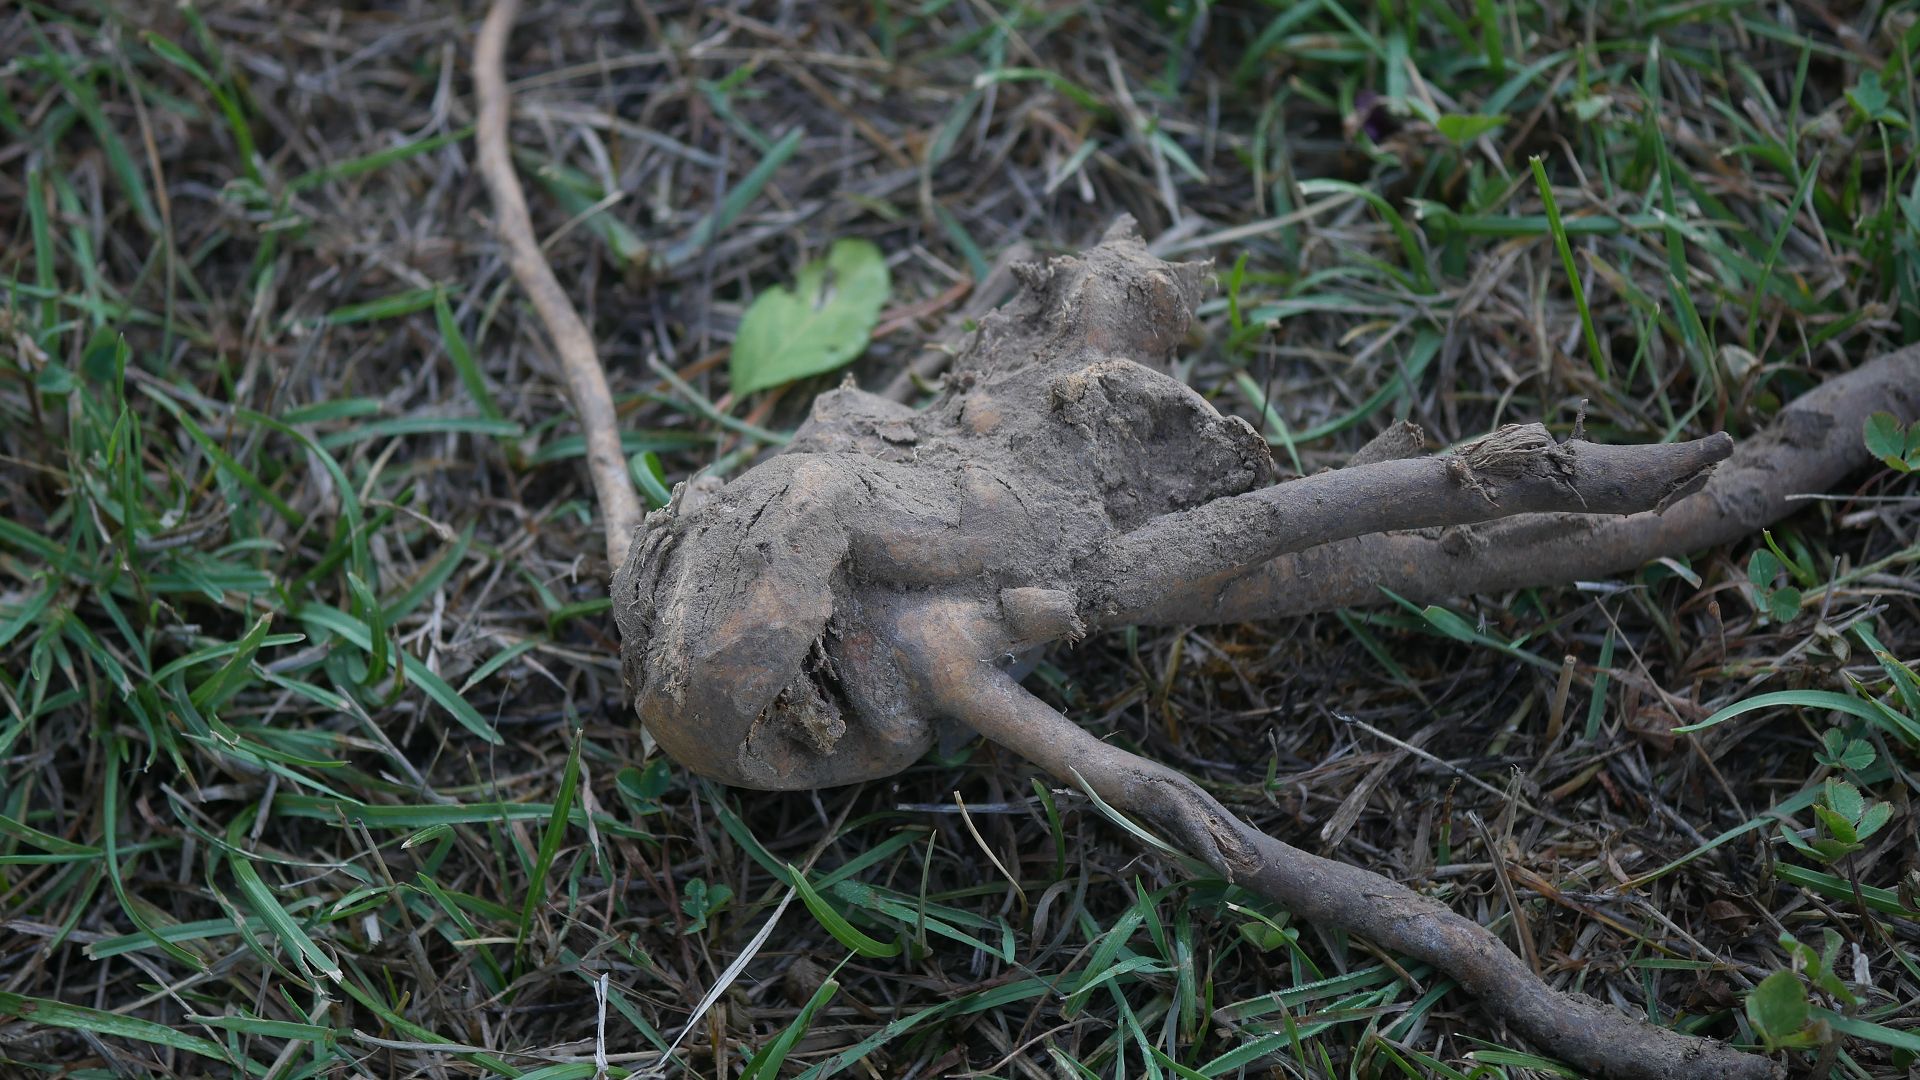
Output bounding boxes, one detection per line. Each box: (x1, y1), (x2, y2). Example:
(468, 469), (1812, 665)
(1767, 586), (1802, 623)
(1817, 728), (1845, 760)
(1811, 803), (1858, 846)
(731, 239), (890, 395)
(1856, 800), (1893, 840)
(1817, 729), (1875, 772)
(1748, 549), (1783, 591)
(616, 759), (674, 812)
(680, 877), (732, 935)
(1810, 837), (1856, 861)
(1846, 71), (1907, 126)
(1745, 970), (1812, 1050)
(1824, 778), (1866, 824)
(1841, 738), (1876, 770)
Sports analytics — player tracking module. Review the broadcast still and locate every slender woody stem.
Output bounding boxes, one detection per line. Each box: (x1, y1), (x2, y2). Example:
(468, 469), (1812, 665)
(1116, 347), (1920, 627)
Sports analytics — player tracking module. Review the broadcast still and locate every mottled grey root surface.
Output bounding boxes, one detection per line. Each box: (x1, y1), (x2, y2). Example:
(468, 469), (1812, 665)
(603, 217), (1920, 1080)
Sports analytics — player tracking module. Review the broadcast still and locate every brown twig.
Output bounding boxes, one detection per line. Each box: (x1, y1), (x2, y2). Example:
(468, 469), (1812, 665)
(475, 0), (643, 569)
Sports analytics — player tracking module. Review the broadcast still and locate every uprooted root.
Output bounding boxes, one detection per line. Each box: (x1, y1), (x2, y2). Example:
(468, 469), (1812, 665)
(612, 220), (1735, 793)
(594, 219), (1825, 1078)
(469, 0), (1825, 1067)
(1123, 345), (1920, 626)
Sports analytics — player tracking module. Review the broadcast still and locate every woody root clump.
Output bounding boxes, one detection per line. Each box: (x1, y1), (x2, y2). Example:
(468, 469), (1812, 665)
(606, 222), (1920, 1080)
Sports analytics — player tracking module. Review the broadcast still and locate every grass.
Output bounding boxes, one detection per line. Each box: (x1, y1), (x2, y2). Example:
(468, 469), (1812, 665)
(2, 0), (1918, 1077)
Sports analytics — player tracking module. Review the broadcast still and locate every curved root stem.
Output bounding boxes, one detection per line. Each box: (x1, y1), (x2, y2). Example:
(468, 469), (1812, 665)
(1083, 427), (1732, 623)
(890, 601), (1779, 1080)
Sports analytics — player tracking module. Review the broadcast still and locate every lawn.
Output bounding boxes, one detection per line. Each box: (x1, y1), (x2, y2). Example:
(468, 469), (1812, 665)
(2, 0), (1918, 1077)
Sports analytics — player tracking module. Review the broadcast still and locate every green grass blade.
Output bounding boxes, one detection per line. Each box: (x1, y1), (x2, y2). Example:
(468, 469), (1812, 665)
(434, 289), (504, 422)
(790, 863), (901, 958)
(516, 722), (584, 959)
(1530, 155), (1609, 383)
(228, 850), (343, 984)
(0, 992), (239, 1064)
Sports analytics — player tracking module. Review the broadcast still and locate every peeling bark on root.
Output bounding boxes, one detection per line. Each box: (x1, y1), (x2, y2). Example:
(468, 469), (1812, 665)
(605, 219), (1845, 1078)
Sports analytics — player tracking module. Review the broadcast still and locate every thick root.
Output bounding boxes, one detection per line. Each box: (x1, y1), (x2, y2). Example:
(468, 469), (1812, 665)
(1118, 346), (1920, 626)
(1081, 426), (1732, 623)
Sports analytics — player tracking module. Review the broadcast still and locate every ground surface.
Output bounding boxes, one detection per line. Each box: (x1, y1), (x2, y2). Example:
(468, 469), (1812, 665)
(2, 1), (1918, 1077)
